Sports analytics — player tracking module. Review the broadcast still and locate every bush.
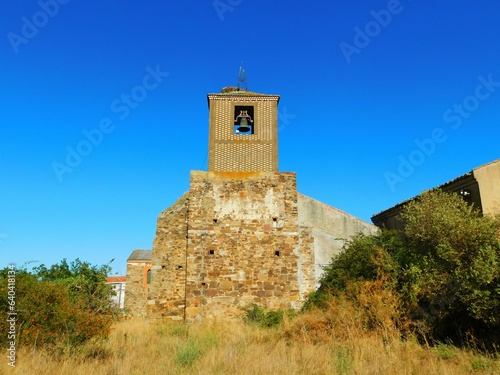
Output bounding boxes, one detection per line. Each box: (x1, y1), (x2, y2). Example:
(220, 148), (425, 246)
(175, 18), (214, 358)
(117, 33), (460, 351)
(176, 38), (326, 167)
(33, 258), (115, 315)
(306, 230), (403, 311)
(243, 304), (296, 328)
(0, 259), (117, 352)
(400, 190), (500, 331)
(310, 190), (500, 348)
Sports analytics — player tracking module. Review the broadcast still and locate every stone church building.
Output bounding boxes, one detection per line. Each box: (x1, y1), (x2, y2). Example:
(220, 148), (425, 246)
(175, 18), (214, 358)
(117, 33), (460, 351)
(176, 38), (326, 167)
(126, 87), (377, 322)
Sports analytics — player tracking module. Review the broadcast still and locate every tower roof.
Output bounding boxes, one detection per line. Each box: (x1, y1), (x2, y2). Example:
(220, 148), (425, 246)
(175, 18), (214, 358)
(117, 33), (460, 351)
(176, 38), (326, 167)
(207, 88), (280, 106)
(127, 249), (152, 261)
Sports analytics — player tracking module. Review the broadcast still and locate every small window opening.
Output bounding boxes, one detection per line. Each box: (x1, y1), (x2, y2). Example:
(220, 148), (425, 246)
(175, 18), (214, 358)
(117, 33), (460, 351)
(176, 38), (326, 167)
(177, 265), (183, 270)
(147, 269), (151, 284)
(209, 249), (215, 255)
(234, 105), (254, 135)
(272, 217), (278, 222)
(274, 250), (281, 257)
(213, 219), (218, 223)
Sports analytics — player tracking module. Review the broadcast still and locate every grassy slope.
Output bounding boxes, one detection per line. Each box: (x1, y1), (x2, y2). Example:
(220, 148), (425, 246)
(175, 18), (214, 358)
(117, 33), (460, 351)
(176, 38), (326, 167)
(4, 306), (499, 375)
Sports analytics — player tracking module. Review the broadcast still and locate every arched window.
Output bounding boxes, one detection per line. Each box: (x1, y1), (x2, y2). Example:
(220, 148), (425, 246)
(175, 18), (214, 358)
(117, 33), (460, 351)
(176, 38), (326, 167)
(147, 269), (151, 284)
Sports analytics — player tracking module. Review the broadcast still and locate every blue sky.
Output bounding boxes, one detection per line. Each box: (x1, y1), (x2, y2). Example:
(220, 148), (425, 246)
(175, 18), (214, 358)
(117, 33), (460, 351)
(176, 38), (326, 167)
(1, 1), (499, 275)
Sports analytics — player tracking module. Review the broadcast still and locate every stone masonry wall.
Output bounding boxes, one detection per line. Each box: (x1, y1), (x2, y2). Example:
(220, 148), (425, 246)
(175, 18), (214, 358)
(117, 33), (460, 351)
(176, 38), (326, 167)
(184, 171), (315, 322)
(147, 193), (189, 320)
(147, 172), (317, 322)
(125, 262), (148, 316)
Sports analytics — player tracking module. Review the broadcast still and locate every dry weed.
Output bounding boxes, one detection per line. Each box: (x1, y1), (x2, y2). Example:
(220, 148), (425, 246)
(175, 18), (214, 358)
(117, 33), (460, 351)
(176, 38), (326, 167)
(1, 315), (498, 375)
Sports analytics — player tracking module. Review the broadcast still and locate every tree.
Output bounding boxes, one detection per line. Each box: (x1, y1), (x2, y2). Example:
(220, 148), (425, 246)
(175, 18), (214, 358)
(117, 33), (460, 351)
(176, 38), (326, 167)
(0, 259), (117, 351)
(33, 258), (114, 314)
(399, 190), (500, 341)
(311, 189), (500, 346)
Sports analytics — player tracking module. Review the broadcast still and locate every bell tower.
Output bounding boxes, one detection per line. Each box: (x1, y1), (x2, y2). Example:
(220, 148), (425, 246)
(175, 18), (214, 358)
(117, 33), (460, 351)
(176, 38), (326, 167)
(207, 88), (280, 172)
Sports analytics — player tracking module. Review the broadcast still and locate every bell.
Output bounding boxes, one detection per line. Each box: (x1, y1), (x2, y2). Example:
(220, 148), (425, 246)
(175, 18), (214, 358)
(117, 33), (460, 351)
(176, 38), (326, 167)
(236, 117), (250, 133)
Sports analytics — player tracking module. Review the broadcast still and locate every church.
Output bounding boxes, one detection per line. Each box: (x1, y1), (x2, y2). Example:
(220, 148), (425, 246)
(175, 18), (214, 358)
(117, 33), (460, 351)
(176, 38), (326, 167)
(125, 86), (377, 322)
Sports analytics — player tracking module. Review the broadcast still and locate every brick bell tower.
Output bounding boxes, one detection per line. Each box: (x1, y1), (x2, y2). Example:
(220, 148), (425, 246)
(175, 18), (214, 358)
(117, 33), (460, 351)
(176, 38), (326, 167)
(146, 80), (316, 323)
(207, 87), (280, 172)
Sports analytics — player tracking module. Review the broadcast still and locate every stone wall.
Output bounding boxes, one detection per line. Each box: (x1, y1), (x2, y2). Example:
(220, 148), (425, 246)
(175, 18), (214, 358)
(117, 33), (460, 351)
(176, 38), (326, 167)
(147, 171), (316, 322)
(147, 193), (189, 320)
(125, 262), (149, 316)
(145, 171), (380, 322)
(185, 171), (314, 322)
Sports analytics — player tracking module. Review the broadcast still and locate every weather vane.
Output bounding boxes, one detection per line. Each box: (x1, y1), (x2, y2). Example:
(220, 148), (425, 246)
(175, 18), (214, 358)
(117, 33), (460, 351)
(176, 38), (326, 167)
(237, 63), (248, 91)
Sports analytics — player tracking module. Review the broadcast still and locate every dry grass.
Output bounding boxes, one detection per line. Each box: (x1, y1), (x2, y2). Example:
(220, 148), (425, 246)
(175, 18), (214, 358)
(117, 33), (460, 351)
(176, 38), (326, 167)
(3, 305), (498, 375)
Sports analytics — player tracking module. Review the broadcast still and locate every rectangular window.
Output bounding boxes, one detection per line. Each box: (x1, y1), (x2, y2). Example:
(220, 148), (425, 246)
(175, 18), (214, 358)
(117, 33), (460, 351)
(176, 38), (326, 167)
(234, 105), (254, 135)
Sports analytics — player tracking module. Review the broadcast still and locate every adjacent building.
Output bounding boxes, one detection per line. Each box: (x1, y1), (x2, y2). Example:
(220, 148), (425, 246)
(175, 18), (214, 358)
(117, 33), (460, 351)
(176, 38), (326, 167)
(125, 249), (152, 316)
(372, 158), (500, 229)
(106, 276), (126, 309)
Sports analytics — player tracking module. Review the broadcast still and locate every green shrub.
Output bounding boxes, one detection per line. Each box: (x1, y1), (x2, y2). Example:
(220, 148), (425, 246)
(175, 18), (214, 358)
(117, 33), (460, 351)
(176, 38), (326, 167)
(243, 304), (296, 328)
(335, 346), (353, 375)
(313, 230), (402, 294)
(399, 190), (500, 345)
(310, 190), (500, 348)
(0, 259), (117, 352)
(33, 258), (115, 315)
(174, 327), (220, 367)
(175, 338), (203, 367)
